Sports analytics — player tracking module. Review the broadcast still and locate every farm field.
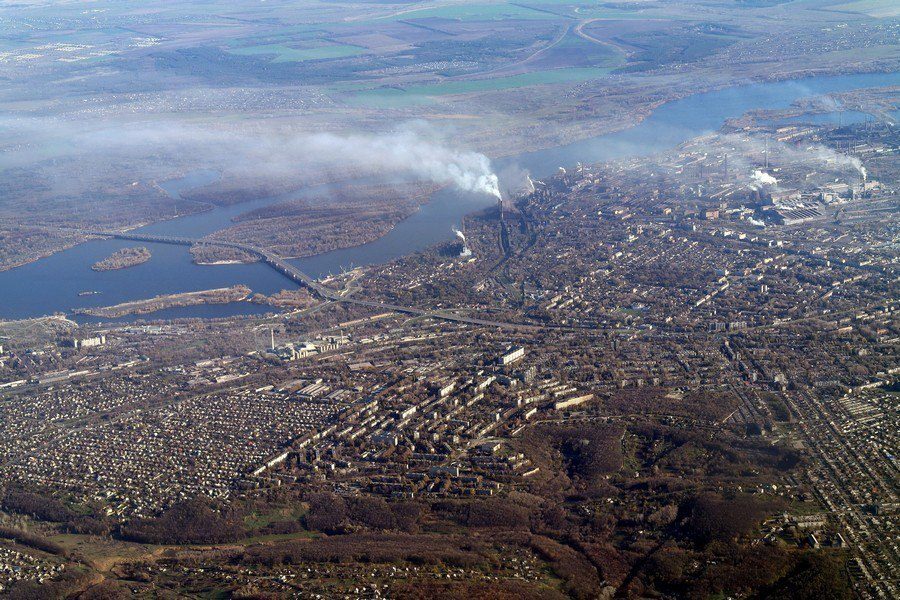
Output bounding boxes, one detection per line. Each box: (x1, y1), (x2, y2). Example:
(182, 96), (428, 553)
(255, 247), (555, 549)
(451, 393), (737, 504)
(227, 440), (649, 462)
(830, 0), (900, 18)
(345, 66), (620, 107)
(228, 42), (366, 62)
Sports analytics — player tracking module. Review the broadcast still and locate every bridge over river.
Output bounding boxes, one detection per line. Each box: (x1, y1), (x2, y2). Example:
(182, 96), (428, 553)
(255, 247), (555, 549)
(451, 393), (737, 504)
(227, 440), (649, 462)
(88, 230), (552, 331)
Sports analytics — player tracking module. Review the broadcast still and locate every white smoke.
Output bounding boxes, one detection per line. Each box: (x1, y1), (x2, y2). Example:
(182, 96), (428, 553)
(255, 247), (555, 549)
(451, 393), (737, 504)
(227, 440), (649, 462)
(716, 134), (867, 186)
(452, 227), (466, 243)
(0, 117), (503, 200)
(497, 164), (536, 199)
(304, 129), (502, 198)
(751, 170), (778, 188)
(812, 145), (866, 181)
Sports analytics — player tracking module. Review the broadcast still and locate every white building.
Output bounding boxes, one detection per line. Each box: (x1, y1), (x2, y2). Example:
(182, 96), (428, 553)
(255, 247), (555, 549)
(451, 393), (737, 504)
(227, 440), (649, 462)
(498, 346), (525, 366)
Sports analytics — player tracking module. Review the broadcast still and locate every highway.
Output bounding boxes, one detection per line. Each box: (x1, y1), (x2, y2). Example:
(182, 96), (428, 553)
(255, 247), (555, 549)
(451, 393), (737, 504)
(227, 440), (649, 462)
(88, 229), (570, 331)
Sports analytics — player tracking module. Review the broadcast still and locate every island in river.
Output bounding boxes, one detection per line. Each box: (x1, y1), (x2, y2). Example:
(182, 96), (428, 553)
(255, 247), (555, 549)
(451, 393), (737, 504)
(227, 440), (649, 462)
(91, 247), (151, 272)
(75, 285), (252, 318)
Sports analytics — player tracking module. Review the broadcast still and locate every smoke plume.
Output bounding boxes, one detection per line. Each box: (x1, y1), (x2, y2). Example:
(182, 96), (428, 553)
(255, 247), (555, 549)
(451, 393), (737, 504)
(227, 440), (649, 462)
(497, 164), (536, 199)
(302, 129), (502, 199)
(0, 117), (503, 200)
(713, 133), (868, 186)
(750, 170), (778, 188)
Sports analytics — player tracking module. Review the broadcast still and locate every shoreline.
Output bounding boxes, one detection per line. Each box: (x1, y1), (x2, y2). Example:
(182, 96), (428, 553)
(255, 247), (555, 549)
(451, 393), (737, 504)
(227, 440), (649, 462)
(0, 67), (896, 319)
(3, 65), (895, 278)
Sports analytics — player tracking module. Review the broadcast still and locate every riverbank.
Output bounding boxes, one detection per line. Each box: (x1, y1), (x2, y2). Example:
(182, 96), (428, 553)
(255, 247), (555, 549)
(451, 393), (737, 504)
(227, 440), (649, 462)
(454, 63), (900, 162)
(2, 70), (898, 321)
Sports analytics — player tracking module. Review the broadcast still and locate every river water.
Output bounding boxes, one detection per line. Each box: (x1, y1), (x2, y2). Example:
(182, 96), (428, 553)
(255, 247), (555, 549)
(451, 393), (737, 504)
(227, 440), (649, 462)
(2, 71), (897, 321)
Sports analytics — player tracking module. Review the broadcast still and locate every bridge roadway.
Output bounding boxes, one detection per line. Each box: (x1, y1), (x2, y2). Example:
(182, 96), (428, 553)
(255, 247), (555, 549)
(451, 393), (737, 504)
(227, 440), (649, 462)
(89, 230), (553, 330)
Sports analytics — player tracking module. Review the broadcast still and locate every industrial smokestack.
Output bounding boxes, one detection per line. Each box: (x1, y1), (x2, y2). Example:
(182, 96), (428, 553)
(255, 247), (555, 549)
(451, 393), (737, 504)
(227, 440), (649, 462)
(453, 226), (472, 258)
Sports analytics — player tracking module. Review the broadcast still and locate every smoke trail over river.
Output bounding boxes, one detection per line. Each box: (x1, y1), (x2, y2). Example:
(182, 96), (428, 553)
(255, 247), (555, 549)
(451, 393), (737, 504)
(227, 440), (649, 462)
(0, 116), (503, 200)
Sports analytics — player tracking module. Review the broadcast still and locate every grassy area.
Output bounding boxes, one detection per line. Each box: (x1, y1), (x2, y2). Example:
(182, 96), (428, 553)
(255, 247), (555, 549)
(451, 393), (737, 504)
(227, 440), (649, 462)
(237, 531), (319, 544)
(345, 66), (614, 107)
(47, 524), (317, 571)
(830, 0), (900, 17)
(369, 1), (655, 22)
(542, 31), (628, 66)
(243, 504), (307, 530)
(536, 2), (663, 20)
(786, 499), (825, 517)
(228, 43), (365, 63)
(375, 2), (554, 22)
(48, 533), (156, 571)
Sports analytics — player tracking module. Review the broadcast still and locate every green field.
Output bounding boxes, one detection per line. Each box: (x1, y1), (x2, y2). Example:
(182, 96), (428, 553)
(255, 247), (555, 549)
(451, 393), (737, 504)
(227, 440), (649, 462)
(358, 0), (655, 23)
(547, 30), (628, 63)
(528, 1), (662, 20)
(345, 66), (615, 107)
(228, 43), (365, 63)
(829, 0), (900, 17)
(375, 2), (553, 21)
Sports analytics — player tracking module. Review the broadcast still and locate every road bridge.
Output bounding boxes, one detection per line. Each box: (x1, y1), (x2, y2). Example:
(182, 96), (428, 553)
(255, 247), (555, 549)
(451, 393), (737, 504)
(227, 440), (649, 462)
(89, 230), (336, 297)
(88, 229), (564, 330)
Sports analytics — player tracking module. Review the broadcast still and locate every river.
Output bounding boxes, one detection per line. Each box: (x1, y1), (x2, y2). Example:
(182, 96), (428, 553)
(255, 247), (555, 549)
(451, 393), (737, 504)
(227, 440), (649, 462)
(2, 71), (897, 321)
